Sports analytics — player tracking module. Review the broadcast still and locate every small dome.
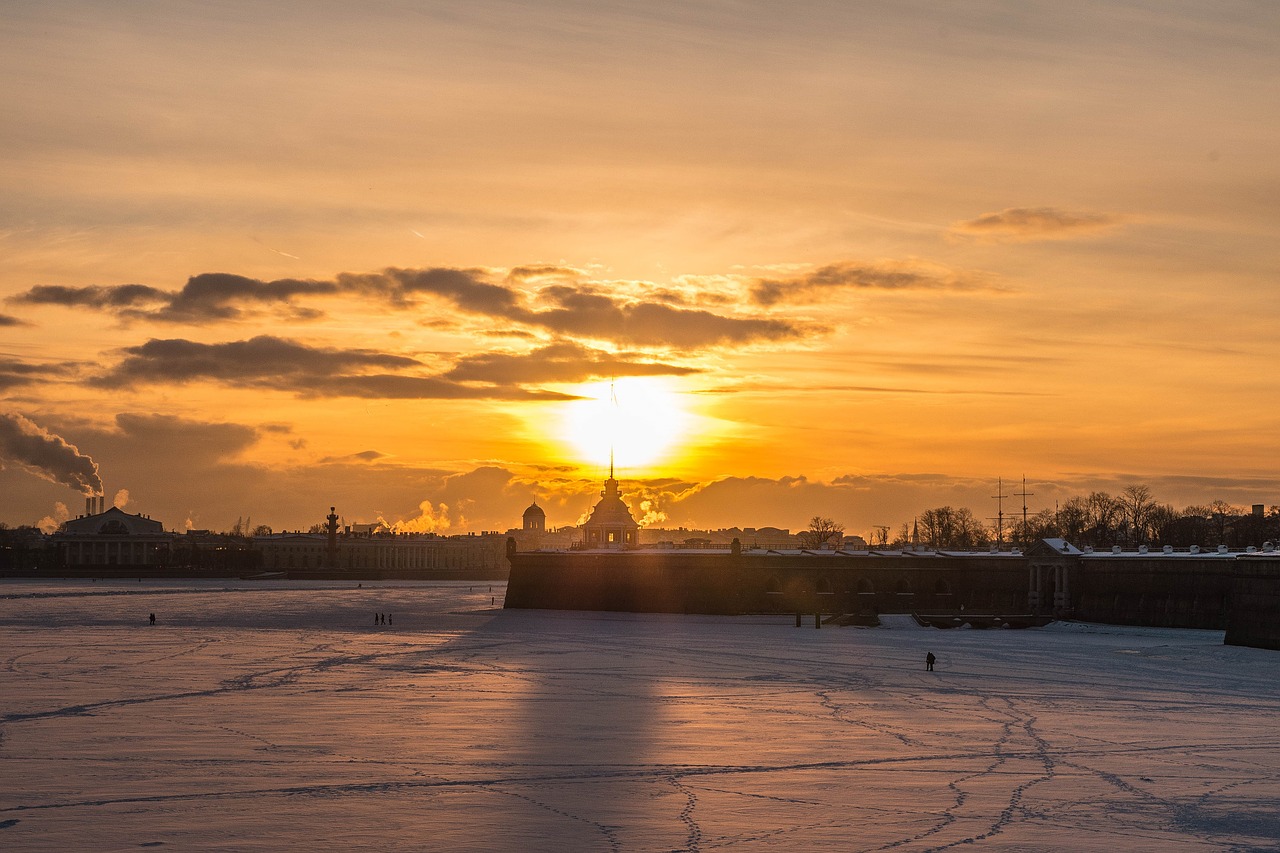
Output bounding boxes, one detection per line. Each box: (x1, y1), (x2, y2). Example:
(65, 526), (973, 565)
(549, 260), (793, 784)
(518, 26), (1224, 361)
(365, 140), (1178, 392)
(522, 502), (546, 519)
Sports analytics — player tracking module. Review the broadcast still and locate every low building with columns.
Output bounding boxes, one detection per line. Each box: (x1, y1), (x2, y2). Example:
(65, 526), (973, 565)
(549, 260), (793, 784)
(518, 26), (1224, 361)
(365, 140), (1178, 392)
(54, 506), (169, 567)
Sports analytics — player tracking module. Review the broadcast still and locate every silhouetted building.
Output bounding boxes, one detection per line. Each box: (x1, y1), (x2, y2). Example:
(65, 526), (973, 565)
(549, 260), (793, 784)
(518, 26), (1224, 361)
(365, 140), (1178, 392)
(252, 511), (508, 578)
(522, 502), (545, 533)
(581, 475), (638, 548)
(55, 505), (167, 567)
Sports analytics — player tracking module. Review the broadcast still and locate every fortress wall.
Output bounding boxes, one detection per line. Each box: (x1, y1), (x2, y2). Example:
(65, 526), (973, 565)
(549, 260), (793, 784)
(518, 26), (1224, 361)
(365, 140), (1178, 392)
(506, 548), (1279, 643)
(505, 551), (747, 614)
(1225, 559), (1280, 650)
(1072, 557), (1234, 629)
(505, 550), (1029, 616)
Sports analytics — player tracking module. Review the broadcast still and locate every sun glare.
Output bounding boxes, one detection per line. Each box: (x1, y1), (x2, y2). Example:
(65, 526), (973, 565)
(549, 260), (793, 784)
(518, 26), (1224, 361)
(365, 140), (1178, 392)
(560, 378), (690, 471)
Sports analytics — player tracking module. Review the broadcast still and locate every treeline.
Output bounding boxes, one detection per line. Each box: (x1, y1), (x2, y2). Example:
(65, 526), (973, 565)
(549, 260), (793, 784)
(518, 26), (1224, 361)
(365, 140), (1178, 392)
(883, 485), (1280, 551)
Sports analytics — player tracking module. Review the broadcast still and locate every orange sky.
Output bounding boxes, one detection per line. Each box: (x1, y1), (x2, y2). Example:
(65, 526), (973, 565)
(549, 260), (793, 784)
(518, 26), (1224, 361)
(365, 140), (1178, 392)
(2, 2), (1279, 536)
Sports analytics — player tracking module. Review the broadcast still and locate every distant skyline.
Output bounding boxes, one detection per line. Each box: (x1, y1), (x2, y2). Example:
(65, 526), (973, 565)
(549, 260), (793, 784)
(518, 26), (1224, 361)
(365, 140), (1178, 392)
(3, 2), (1279, 535)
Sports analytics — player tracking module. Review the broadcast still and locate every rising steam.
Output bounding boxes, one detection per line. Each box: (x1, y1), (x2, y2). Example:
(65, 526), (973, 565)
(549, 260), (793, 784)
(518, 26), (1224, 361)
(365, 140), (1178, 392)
(0, 413), (102, 495)
(388, 500), (453, 533)
(37, 501), (71, 534)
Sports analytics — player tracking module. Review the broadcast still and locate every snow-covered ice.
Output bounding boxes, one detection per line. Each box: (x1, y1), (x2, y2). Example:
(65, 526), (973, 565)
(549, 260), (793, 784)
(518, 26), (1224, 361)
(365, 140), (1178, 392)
(2, 579), (1279, 851)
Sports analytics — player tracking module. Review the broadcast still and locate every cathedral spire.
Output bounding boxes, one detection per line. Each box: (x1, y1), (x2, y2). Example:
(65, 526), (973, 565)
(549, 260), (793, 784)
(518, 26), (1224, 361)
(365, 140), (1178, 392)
(609, 377), (617, 482)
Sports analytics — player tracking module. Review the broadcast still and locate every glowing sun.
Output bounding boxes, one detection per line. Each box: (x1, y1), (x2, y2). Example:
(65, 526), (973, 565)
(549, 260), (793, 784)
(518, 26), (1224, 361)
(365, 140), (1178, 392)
(560, 377), (689, 470)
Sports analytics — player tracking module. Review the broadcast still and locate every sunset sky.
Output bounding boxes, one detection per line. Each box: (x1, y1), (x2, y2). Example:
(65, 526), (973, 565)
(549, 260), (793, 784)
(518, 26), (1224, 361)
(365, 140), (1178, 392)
(2, 1), (1278, 537)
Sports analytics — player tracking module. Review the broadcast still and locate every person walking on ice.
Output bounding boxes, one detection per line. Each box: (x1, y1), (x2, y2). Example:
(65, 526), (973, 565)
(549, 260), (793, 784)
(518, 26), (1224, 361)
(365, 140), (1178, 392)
(926, 651), (936, 672)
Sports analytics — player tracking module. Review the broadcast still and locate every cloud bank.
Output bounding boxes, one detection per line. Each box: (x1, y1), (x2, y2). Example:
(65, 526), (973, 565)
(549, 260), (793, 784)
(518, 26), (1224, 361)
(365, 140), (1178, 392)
(11, 267), (812, 349)
(93, 336), (580, 401)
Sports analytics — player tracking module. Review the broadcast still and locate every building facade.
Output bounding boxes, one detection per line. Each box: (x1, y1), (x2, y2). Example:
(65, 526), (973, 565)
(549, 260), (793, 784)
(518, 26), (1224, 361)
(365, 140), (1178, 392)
(580, 475), (639, 548)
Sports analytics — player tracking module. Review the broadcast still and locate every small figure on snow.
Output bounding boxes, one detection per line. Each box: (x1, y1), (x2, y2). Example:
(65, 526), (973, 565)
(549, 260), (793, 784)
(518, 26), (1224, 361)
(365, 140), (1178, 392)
(149, 613), (156, 625)
(926, 651), (936, 672)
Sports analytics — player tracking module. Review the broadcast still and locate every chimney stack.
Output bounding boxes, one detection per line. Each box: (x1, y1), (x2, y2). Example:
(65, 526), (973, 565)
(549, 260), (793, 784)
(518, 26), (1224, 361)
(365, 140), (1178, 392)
(86, 496), (93, 516)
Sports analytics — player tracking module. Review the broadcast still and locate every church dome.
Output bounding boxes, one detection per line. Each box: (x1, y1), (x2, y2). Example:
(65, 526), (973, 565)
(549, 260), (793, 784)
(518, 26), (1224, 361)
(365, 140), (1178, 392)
(581, 476), (639, 548)
(522, 502), (545, 519)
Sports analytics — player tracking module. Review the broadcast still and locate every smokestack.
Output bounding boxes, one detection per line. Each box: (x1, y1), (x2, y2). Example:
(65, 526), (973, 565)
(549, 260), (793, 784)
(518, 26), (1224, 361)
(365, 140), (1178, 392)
(86, 496), (93, 516)
(100, 495), (106, 514)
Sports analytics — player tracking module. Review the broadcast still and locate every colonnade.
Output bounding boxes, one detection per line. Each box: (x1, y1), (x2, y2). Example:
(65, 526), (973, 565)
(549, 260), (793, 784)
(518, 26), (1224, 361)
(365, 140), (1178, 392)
(1028, 561), (1072, 613)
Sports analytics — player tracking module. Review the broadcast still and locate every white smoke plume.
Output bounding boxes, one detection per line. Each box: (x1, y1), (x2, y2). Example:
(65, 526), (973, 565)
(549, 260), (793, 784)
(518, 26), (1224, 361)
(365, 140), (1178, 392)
(0, 413), (102, 495)
(639, 497), (668, 526)
(113, 488), (130, 509)
(37, 501), (71, 534)
(390, 500), (453, 533)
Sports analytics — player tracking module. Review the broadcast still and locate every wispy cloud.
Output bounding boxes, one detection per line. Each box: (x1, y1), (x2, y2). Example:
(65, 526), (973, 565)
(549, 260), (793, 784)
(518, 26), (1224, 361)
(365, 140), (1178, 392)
(319, 449), (388, 464)
(0, 357), (79, 392)
(750, 260), (996, 306)
(949, 207), (1122, 242)
(445, 341), (698, 384)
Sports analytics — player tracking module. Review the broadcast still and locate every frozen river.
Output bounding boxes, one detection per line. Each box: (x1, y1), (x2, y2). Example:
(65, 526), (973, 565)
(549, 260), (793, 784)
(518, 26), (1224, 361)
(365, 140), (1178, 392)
(2, 580), (1278, 851)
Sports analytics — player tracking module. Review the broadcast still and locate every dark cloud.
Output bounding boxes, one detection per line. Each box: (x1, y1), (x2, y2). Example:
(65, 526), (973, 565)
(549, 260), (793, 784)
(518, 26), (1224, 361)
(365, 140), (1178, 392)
(312, 374), (575, 401)
(10, 283), (170, 310)
(16, 265), (812, 348)
(0, 313), (31, 327)
(949, 207), (1121, 241)
(527, 287), (807, 346)
(94, 335), (577, 401)
(385, 268), (811, 347)
(505, 265), (583, 283)
(100, 336), (418, 386)
(112, 412), (260, 461)
(0, 360), (47, 392)
(445, 342), (699, 384)
(320, 450), (388, 463)
(154, 273), (340, 322)
(0, 358), (80, 393)
(8, 274), (338, 324)
(384, 267), (524, 316)
(0, 412), (102, 495)
(751, 261), (994, 306)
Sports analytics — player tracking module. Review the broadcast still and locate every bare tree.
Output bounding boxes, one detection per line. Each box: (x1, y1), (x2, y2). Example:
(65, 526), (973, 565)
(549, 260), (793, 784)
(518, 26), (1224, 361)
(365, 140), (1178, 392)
(798, 516), (844, 549)
(1118, 484), (1158, 544)
(1010, 508), (1059, 544)
(1084, 491), (1123, 546)
(918, 506), (989, 550)
(1057, 497), (1089, 544)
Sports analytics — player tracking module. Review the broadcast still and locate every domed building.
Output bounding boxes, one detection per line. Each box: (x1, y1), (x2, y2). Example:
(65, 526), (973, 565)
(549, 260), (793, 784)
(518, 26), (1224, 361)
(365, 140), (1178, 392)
(522, 501), (545, 533)
(581, 474), (639, 548)
(55, 504), (167, 567)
